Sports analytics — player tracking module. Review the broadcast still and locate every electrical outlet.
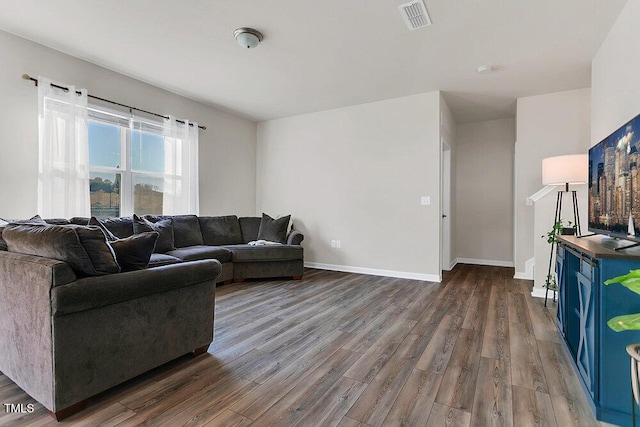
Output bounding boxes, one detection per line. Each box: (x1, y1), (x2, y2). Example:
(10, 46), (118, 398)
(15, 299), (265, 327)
(336, 240), (341, 249)
(331, 240), (336, 248)
(421, 196), (431, 205)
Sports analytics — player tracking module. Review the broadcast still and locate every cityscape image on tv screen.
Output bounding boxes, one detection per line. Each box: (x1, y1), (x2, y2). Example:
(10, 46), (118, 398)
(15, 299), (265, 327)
(589, 113), (640, 239)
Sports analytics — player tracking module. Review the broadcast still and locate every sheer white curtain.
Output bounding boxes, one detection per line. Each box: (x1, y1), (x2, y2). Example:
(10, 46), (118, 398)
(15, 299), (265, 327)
(37, 76), (90, 218)
(162, 116), (199, 215)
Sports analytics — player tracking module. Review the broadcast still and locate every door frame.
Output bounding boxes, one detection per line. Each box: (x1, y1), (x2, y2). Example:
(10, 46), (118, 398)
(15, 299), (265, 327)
(441, 137), (452, 273)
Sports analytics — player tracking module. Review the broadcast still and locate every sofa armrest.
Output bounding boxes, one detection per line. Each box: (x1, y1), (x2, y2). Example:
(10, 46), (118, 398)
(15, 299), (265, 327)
(52, 259), (221, 317)
(0, 251), (77, 410)
(287, 230), (304, 245)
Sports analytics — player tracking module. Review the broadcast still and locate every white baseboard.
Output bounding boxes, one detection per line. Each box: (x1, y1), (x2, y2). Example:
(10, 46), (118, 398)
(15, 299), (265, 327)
(514, 257), (535, 280)
(304, 262), (441, 283)
(455, 258), (514, 268)
(448, 259), (458, 270)
(531, 287), (550, 299)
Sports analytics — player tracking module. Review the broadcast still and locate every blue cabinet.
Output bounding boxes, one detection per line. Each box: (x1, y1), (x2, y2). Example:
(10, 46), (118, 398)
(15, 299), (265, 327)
(556, 236), (640, 426)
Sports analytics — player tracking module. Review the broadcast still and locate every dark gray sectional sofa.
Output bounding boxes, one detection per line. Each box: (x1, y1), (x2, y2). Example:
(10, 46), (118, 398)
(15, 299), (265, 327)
(68, 214), (305, 283)
(0, 213), (303, 420)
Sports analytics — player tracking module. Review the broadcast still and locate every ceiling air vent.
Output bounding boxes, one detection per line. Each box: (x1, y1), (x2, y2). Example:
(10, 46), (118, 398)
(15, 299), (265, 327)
(398, 0), (432, 30)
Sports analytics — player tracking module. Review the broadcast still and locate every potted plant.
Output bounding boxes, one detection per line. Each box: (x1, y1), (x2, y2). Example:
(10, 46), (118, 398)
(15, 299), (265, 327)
(542, 220), (575, 291)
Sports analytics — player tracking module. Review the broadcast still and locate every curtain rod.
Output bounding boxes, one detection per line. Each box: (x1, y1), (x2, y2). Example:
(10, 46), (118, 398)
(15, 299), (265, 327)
(22, 74), (206, 130)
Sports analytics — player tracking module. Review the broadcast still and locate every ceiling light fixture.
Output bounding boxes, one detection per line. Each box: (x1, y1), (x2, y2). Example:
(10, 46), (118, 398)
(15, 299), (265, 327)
(234, 27), (263, 49)
(476, 65), (495, 74)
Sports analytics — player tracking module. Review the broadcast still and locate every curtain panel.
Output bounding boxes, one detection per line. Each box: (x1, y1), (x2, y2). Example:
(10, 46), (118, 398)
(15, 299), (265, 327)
(162, 116), (199, 215)
(37, 76), (90, 218)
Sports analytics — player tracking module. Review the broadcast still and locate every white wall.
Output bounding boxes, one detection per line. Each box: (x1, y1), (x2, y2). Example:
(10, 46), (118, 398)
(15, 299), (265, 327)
(455, 118), (515, 266)
(592, 1), (640, 146)
(0, 30), (257, 219)
(257, 92), (442, 281)
(514, 89), (591, 291)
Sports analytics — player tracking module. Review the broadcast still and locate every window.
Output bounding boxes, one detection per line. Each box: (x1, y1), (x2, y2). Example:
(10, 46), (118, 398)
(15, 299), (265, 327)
(88, 120), (123, 217)
(87, 107), (199, 218)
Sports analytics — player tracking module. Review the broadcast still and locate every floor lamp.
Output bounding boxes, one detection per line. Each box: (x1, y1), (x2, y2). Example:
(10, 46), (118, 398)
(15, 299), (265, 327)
(542, 154), (588, 307)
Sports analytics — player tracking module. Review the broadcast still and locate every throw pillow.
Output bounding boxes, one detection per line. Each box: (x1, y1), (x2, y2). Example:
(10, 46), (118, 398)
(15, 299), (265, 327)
(97, 216), (135, 239)
(2, 223), (120, 276)
(109, 231), (159, 271)
(89, 216), (118, 241)
(132, 214), (175, 253)
(257, 213), (291, 244)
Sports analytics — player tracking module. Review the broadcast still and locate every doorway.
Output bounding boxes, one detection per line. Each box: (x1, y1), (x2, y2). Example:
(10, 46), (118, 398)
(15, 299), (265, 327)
(441, 138), (452, 273)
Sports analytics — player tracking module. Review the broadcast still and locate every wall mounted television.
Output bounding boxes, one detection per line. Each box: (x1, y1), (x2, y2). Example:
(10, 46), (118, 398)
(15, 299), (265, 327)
(588, 112), (640, 242)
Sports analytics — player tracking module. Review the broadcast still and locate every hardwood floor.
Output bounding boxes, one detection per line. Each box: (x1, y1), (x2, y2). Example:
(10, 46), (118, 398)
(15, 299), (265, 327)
(0, 265), (602, 426)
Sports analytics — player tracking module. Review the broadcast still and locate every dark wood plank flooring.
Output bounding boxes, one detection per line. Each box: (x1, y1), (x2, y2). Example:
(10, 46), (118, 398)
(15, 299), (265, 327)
(0, 265), (602, 426)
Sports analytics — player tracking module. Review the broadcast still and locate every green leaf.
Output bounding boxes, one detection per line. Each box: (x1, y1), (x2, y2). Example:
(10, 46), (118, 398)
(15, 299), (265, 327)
(608, 313), (640, 332)
(604, 270), (640, 285)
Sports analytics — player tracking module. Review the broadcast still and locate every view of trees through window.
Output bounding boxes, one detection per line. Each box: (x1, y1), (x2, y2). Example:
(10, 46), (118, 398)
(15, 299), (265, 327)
(88, 119), (165, 218)
(89, 172), (121, 217)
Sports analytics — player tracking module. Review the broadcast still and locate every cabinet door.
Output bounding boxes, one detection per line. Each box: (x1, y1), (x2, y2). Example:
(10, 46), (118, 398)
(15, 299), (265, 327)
(556, 245), (566, 335)
(576, 262), (597, 398)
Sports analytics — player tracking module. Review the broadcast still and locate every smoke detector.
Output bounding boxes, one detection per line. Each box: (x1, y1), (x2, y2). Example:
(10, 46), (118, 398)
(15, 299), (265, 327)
(398, 0), (432, 30)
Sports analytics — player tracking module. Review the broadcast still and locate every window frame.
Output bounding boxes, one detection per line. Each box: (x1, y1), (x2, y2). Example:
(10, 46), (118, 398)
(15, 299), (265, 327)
(87, 106), (169, 217)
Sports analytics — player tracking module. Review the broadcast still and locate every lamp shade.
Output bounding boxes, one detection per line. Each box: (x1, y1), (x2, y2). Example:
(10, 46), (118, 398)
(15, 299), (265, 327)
(542, 154), (588, 185)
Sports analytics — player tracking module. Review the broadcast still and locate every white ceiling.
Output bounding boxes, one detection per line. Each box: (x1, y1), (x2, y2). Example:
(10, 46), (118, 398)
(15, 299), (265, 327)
(0, 0), (628, 123)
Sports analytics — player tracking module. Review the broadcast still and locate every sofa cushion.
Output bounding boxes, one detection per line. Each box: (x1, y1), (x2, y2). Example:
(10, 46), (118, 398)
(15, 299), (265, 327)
(257, 213), (290, 244)
(223, 244), (303, 262)
(166, 245), (232, 263)
(133, 214), (174, 253)
(109, 232), (159, 271)
(51, 259), (221, 316)
(169, 215), (203, 247)
(43, 218), (71, 225)
(1, 216), (46, 251)
(0, 218), (8, 251)
(199, 215), (242, 245)
(14, 215), (47, 224)
(239, 217), (261, 243)
(70, 216), (90, 225)
(148, 253), (183, 268)
(2, 223), (120, 276)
